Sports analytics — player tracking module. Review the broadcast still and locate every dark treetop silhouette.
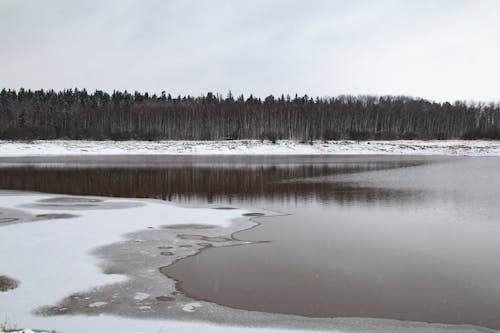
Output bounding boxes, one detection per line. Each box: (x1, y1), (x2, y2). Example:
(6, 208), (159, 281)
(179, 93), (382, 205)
(1, 89), (499, 141)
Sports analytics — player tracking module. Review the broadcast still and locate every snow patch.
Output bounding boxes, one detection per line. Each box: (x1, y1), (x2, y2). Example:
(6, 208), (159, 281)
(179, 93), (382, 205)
(88, 301), (107, 308)
(1, 139), (500, 156)
(0, 192), (246, 333)
(133, 292), (150, 301)
(182, 302), (203, 313)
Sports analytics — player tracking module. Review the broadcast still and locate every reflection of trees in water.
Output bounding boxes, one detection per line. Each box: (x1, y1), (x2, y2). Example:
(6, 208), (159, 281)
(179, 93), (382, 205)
(0, 162), (421, 205)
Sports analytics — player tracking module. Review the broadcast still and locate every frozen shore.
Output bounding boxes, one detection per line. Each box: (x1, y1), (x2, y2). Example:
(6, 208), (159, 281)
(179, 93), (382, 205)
(1, 191), (496, 333)
(0, 192), (264, 333)
(1, 140), (500, 156)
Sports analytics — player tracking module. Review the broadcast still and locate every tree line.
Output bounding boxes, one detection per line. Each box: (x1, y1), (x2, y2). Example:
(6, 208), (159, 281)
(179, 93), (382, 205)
(1, 88), (499, 141)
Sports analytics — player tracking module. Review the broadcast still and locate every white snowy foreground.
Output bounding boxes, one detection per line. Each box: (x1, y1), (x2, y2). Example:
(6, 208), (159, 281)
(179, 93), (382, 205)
(0, 139), (500, 156)
(0, 193), (308, 333)
(0, 192), (495, 333)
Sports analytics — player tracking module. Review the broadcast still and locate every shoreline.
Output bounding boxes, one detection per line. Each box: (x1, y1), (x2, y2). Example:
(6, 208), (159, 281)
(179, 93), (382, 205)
(0, 191), (252, 332)
(1, 191), (498, 333)
(1, 139), (500, 157)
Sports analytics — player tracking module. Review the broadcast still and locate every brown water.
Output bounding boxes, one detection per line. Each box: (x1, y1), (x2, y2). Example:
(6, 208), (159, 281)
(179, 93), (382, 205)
(2, 155), (500, 329)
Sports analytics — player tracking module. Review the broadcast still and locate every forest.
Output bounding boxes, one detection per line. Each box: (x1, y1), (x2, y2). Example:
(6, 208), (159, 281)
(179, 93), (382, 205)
(1, 88), (499, 141)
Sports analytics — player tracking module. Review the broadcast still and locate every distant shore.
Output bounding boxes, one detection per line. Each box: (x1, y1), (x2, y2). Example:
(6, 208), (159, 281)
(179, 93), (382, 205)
(1, 140), (500, 157)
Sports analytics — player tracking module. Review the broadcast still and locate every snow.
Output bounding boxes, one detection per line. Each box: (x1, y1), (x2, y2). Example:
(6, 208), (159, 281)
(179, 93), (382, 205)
(182, 302), (203, 313)
(0, 192), (262, 333)
(88, 301), (108, 308)
(0, 140), (500, 156)
(133, 292), (150, 302)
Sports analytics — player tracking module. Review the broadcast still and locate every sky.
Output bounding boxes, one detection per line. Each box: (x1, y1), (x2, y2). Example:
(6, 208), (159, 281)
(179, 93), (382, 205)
(1, 0), (499, 102)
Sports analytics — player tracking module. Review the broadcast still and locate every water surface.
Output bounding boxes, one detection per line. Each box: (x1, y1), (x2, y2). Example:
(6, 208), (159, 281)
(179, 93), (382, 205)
(1, 155), (500, 329)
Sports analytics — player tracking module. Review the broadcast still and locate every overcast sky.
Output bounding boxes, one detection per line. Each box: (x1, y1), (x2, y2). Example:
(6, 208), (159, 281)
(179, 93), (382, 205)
(1, 0), (499, 102)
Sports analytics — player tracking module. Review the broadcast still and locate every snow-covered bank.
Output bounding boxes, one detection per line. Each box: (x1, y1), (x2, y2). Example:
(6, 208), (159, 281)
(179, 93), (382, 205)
(1, 140), (500, 156)
(0, 192), (254, 333)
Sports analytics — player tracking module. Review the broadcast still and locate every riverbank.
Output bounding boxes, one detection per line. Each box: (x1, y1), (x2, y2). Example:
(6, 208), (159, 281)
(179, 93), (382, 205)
(1, 140), (500, 156)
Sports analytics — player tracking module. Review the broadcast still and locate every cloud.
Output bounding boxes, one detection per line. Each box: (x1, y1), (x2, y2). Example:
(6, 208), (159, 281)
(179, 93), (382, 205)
(1, 0), (499, 102)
